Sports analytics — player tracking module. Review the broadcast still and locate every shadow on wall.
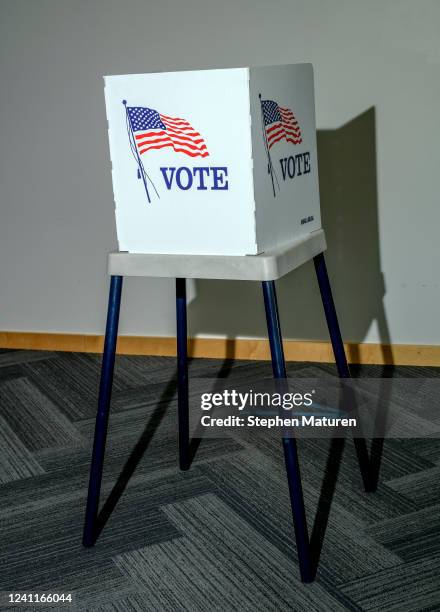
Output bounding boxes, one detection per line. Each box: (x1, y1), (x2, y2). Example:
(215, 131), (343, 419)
(188, 107), (391, 359)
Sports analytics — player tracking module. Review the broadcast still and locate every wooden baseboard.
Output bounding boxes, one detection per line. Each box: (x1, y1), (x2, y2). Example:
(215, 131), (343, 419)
(0, 331), (439, 366)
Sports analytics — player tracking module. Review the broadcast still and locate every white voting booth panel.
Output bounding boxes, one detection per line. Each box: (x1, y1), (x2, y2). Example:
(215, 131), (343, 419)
(104, 64), (321, 256)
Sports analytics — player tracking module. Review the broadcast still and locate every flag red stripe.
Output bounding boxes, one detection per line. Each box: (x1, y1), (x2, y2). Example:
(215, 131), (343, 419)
(267, 129), (302, 147)
(138, 142), (173, 154)
(167, 126), (202, 136)
(267, 127), (285, 143)
(136, 132), (207, 149)
(266, 122), (283, 134)
(282, 119), (299, 127)
(283, 121), (299, 129)
(172, 149), (209, 157)
(267, 124), (301, 139)
(268, 133), (302, 149)
(167, 128), (205, 140)
(284, 127), (301, 136)
(135, 130), (167, 140)
(163, 120), (193, 130)
(280, 114), (297, 123)
(268, 128), (301, 141)
(172, 147), (209, 157)
(138, 141), (208, 157)
(164, 123), (204, 138)
(135, 129), (203, 142)
(267, 133), (285, 149)
(137, 140), (207, 153)
(136, 134), (208, 154)
(266, 121), (300, 135)
(160, 114), (190, 124)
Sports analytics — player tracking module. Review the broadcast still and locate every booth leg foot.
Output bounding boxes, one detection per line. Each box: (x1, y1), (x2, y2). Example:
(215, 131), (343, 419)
(262, 280), (314, 583)
(83, 275), (123, 547)
(176, 278), (190, 471)
(313, 253), (374, 492)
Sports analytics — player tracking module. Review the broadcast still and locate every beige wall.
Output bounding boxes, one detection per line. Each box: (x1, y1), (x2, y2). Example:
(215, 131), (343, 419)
(1, 0), (439, 345)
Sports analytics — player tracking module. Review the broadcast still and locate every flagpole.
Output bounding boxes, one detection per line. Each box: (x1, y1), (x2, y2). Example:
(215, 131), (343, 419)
(259, 94), (276, 197)
(123, 100), (151, 203)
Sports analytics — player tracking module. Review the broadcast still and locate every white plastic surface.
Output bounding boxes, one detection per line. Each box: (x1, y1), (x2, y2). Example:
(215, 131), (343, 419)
(107, 229), (326, 281)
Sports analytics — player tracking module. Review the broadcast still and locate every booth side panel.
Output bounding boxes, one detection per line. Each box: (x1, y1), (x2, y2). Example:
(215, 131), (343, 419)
(249, 63), (322, 253)
(104, 68), (257, 256)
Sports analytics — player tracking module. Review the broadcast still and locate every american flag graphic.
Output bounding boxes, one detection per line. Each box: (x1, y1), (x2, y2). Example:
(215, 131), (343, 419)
(126, 106), (209, 158)
(261, 100), (302, 149)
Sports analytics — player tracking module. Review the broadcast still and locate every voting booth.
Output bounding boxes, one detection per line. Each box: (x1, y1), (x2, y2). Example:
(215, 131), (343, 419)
(84, 63), (373, 587)
(104, 63), (321, 255)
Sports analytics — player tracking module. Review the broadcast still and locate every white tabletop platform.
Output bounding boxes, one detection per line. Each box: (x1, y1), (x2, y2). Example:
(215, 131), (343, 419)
(107, 229), (326, 282)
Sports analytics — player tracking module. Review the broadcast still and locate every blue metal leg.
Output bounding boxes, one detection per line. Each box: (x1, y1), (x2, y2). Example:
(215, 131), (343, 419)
(83, 275), (123, 547)
(176, 278), (190, 471)
(313, 253), (350, 378)
(313, 252), (374, 491)
(262, 280), (314, 583)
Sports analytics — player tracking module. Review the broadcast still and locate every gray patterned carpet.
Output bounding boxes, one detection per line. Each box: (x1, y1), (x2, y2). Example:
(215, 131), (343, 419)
(1, 348), (440, 611)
